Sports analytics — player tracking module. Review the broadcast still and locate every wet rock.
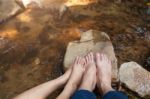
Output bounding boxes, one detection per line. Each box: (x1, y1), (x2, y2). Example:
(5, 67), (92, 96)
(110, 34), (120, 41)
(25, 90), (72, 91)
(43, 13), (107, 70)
(119, 62), (150, 97)
(21, 0), (42, 8)
(34, 58), (40, 65)
(135, 27), (147, 34)
(0, 0), (22, 23)
(146, 57), (150, 67)
(64, 30), (118, 82)
(20, 0), (68, 18)
(130, 25), (148, 35)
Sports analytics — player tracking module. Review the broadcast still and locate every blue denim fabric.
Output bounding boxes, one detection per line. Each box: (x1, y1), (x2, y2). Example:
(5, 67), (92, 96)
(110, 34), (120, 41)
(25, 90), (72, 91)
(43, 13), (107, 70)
(71, 90), (96, 99)
(103, 91), (128, 99)
(71, 90), (128, 99)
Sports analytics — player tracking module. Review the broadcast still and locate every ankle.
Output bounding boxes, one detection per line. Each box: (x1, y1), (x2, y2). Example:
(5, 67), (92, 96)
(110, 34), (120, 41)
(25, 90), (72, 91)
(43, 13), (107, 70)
(61, 82), (78, 97)
(66, 83), (78, 91)
(79, 85), (92, 92)
(100, 83), (114, 95)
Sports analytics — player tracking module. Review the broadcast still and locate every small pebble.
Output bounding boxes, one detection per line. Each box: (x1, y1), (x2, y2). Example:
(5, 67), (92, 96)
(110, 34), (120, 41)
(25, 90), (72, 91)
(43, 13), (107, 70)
(135, 27), (147, 34)
(34, 58), (40, 65)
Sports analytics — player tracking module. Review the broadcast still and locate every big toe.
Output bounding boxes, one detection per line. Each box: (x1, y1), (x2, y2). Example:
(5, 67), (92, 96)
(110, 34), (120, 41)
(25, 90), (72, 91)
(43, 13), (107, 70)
(96, 53), (101, 62)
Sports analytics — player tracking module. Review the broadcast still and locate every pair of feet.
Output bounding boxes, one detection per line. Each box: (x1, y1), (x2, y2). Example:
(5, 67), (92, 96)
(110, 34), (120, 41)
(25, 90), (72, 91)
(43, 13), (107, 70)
(57, 53), (114, 99)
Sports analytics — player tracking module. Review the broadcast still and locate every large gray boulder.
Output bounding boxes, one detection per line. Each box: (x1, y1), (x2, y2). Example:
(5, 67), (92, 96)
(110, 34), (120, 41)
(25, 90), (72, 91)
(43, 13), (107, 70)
(119, 62), (150, 97)
(64, 30), (118, 82)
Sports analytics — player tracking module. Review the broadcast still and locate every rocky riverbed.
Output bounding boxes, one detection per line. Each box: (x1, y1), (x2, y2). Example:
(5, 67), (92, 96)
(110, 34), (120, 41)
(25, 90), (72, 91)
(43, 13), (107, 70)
(0, 0), (150, 99)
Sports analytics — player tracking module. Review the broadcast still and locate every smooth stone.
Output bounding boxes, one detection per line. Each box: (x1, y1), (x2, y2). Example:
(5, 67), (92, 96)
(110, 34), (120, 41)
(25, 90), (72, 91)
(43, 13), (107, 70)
(64, 30), (118, 82)
(119, 62), (150, 97)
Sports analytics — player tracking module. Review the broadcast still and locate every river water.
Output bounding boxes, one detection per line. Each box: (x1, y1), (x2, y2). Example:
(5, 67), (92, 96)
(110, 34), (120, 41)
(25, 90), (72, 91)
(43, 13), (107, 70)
(0, 1), (150, 99)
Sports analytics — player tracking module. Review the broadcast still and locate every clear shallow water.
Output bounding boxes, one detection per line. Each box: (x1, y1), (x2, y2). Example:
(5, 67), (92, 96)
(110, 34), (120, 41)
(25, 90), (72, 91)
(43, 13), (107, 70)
(0, 1), (150, 99)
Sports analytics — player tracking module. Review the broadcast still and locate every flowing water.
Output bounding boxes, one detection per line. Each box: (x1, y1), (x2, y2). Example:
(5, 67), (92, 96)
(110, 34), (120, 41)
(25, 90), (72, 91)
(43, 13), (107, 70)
(0, 1), (150, 99)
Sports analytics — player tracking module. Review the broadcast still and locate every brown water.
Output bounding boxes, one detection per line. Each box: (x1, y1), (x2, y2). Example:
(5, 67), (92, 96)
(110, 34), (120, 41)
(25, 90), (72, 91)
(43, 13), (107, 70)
(0, 1), (150, 99)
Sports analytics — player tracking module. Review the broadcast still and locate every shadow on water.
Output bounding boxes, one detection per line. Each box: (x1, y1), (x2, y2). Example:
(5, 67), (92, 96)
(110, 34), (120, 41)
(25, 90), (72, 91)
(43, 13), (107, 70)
(0, 1), (150, 99)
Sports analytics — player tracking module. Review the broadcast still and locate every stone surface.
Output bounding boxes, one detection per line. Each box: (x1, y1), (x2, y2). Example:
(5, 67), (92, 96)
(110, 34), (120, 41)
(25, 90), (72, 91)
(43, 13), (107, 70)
(64, 30), (118, 82)
(20, 0), (68, 18)
(21, 0), (42, 8)
(119, 62), (150, 97)
(0, 0), (22, 23)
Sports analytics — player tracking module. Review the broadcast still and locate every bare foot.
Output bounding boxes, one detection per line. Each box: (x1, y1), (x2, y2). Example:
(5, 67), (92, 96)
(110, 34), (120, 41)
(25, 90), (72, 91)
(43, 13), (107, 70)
(96, 53), (114, 95)
(57, 57), (85, 99)
(79, 52), (96, 92)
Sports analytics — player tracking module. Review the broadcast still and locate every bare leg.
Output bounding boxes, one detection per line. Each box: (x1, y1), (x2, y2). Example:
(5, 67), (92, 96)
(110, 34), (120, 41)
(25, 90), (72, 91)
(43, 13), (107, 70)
(96, 53), (114, 95)
(14, 68), (72, 99)
(57, 57), (85, 99)
(79, 52), (96, 91)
